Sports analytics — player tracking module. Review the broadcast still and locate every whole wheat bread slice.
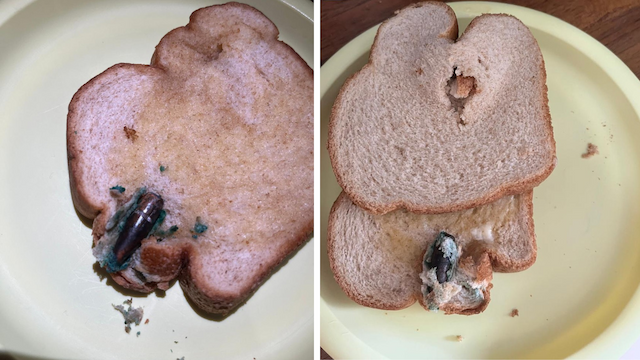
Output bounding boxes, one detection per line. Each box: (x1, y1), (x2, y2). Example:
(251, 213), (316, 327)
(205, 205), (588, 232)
(67, 3), (313, 314)
(328, 2), (556, 215)
(327, 191), (535, 314)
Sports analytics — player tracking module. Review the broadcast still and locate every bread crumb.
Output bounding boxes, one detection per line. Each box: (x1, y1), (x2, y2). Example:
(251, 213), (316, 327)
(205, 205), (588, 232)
(510, 308), (519, 317)
(145, 319), (149, 325)
(451, 76), (475, 99)
(581, 143), (598, 158)
(113, 299), (144, 334)
(456, 335), (464, 342)
(123, 126), (138, 141)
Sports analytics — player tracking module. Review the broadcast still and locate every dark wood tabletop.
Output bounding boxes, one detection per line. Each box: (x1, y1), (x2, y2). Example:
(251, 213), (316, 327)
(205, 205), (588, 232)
(320, 0), (640, 358)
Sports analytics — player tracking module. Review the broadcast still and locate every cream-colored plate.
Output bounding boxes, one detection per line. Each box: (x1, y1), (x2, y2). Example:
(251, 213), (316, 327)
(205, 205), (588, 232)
(0, 1), (312, 359)
(321, 2), (640, 359)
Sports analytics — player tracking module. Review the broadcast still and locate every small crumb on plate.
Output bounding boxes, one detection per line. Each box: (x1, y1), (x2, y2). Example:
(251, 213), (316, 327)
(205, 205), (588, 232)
(113, 299), (144, 334)
(582, 143), (598, 158)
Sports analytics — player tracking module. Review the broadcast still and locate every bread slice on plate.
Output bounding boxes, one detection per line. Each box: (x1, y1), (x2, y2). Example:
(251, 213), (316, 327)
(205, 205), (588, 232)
(328, 1), (556, 215)
(327, 191), (535, 314)
(67, 3), (313, 314)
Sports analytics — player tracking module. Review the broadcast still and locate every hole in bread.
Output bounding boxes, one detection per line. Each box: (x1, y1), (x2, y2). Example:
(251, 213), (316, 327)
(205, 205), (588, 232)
(204, 43), (224, 61)
(446, 67), (476, 125)
(185, 42), (223, 61)
(132, 267), (148, 283)
(477, 57), (489, 71)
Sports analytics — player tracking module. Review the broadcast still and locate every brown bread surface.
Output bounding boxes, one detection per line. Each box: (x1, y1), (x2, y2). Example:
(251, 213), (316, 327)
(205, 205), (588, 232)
(67, 3), (313, 314)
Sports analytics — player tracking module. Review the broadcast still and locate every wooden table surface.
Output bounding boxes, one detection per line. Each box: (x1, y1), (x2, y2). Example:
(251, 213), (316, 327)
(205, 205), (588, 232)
(320, 0), (639, 358)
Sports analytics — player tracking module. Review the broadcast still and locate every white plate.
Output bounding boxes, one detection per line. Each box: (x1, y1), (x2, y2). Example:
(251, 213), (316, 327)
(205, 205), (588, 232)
(0, 1), (313, 359)
(320, 2), (640, 359)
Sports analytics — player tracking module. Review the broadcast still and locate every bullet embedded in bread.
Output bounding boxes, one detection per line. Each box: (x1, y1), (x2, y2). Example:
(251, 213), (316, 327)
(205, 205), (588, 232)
(426, 232), (457, 284)
(112, 192), (164, 265)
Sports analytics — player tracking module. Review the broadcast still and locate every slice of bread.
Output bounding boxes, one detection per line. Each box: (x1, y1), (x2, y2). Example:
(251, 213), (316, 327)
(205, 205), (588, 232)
(328, 2), (556, 215)
(327, 191), (535, 314)
(67, 3), (313, 314)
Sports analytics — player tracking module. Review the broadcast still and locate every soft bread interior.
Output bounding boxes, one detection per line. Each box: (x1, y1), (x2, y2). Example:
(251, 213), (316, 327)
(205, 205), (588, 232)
(327, 191), (535, 314)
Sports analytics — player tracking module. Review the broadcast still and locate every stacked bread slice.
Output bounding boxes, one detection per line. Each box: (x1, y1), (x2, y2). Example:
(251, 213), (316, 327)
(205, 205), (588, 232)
(327, 2), (555, 314)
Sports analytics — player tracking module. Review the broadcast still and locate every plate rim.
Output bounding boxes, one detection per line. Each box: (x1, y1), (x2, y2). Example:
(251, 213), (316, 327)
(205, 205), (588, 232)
(320, 2), (640, 359)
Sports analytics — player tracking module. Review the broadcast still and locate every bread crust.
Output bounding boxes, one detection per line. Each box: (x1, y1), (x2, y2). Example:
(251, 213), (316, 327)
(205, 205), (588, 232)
(68, 64), (163, 220)
(490, 190), (537, 272)
(327, 193), (414, 310)
(327, 2), (556, 216)
(67, 3), (312, 314)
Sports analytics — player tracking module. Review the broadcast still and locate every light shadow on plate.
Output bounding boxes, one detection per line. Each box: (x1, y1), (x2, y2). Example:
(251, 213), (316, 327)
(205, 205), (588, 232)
(185, 232), (314, 322)
(320, 50), (371, 309)
(0, 350), (52, 360)
(444, 335), (461, 342)
(74, 207), (93, 229)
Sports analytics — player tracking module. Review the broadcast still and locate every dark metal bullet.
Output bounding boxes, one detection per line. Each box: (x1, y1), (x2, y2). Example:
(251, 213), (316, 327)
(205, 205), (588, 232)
(112, 192), (164, 265)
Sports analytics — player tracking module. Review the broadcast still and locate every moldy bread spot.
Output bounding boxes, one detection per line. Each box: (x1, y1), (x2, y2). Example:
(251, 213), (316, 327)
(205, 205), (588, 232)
(110, 185), (126, 194)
